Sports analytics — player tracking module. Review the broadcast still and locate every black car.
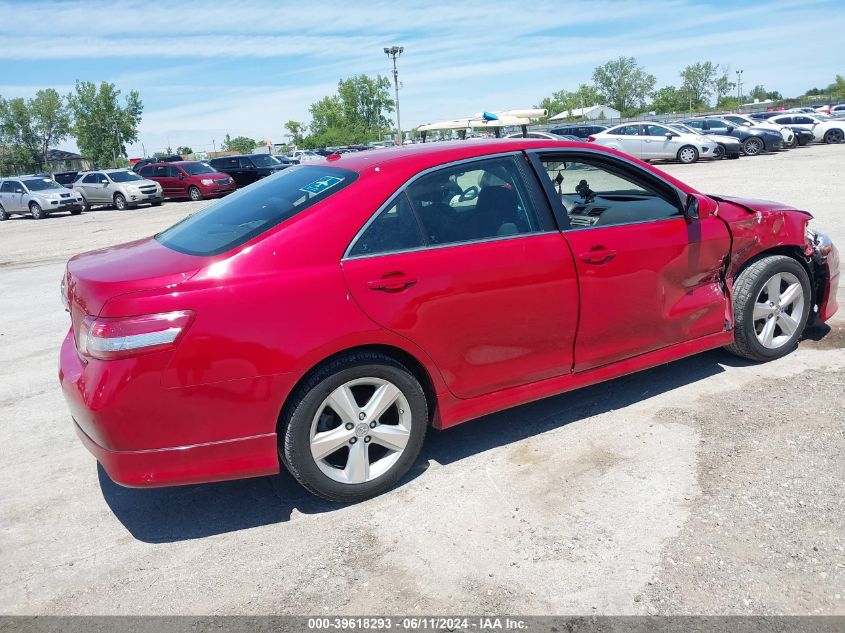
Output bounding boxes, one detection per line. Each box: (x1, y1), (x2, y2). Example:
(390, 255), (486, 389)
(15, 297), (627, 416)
(132, 155), (183, 173)
(681, 117), (783, 156)
(52, 171), (79, 187)
(207, 153), (292, 188)
(547, 124), (609, 139)
(786, 126), (815, 146)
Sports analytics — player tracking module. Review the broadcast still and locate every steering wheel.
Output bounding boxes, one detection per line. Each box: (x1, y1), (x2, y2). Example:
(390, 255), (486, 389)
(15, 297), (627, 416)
(458, 186), (479, 202)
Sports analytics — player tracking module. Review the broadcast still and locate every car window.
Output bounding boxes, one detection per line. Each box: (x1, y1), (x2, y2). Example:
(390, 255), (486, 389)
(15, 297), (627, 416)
(407, 156), (540, 247)
(643, 124), (670, 137)
(82, 173), (97, 184)
(238, 157), (255, 169)
(0, 181), (12, 193)
(139, 166), (154, 177)
(97, 173), (109, 184)
(707, 120), (729, 131)
(684, 120), (704, 130)
(348, 194), (423, 257)
(538, 156), (681, 229)
(156, 165), (358, 256)
(167, 166), (181, 177)
(11, 181), (25, 193)
(611, 125), (640, 136)
(794, 116), (814, 124)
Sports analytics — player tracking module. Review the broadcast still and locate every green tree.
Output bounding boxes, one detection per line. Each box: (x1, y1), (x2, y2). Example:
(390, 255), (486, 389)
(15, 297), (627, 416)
(176, 146), (193, 155)
(536, 84), (600, 121)
(284, 120), (306, 146)
(650, 86), (691, 114)
(831, 75), (845, 99)
(592, 57), (656, 116)
(221, 134), (258, 154)
(713, 69), (736, 108)
(67, 81), (143, 168)
(305, 74), (394, 148)
(30, 89), (71, 169)
(679, 61), (720, 109)
(0, 96), (41, 172)
(749, 85), (782, 102)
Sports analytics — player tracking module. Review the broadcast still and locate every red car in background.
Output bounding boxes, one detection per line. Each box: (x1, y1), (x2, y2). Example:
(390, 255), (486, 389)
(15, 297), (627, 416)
(59, 140), (839, 503)
(138, 161), (236, 201)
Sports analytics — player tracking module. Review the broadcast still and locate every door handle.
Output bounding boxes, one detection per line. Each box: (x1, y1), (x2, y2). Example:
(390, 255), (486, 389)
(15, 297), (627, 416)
(579, 247), (617, 265)
(367, 274), (418, 292)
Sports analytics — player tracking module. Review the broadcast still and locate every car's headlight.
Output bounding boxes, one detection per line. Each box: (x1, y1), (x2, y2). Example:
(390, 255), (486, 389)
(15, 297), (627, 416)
(60, 276), (69, 311)
(200, 179), (213, 186)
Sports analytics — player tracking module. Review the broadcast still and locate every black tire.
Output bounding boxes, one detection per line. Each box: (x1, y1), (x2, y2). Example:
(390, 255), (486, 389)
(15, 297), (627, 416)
(742, 137), (764, 156)
(188, 186), (202, 201)
(727, 152), (741, 159)
(29, 202), (46, 219)
(0, 205), (8, 221)
(785, 136), (798, 149)
(280, 351), (428, 503)
(80, 196), (90, 212)
(712, 144), (725, 159)
(113, 193), (127, 210)
(70, 208), (82, 215)
(677, 145), (698, 164)
(823, 128), (843, 144)
(151, 200), (163, 207)
(725, 255), (811, 362)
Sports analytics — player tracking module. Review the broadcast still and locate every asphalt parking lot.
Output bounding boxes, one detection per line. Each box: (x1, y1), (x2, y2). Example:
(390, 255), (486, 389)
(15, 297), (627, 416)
(0, 144), (843, 616)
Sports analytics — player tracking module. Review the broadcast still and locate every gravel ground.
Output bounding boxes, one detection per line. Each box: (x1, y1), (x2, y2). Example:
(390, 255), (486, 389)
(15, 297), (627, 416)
(0, 144), (843, 616)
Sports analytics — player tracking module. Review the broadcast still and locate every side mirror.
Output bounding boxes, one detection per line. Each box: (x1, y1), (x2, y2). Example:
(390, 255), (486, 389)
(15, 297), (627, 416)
(726, 125), (735, 133)
(684, 193), (715, 222)
(178, 172), (185, 180)
(665, 132), (674, 138)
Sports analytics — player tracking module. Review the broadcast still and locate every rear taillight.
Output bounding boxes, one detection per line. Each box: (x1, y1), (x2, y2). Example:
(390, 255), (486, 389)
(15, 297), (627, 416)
(77, 310), (194, 360)
(587, 136), (596, 142)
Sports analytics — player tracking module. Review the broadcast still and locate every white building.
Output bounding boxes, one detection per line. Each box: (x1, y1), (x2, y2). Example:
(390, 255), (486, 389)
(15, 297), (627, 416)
(548, 105), (621, 121)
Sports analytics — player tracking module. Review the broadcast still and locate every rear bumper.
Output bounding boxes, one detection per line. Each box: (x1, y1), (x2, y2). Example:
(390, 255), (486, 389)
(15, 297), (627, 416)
(59, 330), (283, 487)
(74, 420), (278, 488)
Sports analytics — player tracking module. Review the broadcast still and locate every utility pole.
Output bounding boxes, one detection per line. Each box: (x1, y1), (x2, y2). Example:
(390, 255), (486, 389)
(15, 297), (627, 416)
(736, 69), (744, 110)
(384, 45), (404, 145)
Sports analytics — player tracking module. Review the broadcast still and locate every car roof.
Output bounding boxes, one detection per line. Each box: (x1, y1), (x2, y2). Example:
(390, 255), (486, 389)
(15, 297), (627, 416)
(315, 138), (593, 177)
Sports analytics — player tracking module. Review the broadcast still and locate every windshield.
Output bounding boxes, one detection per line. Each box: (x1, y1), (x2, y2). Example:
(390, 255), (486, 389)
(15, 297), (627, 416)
(182, 162), (216, 175)
(250, 154), (281, 168)
(156, 165), (358, 256)
(23, 178), (63, 191)
(109, 171), (143, 183)
(669, 124), (699, 136)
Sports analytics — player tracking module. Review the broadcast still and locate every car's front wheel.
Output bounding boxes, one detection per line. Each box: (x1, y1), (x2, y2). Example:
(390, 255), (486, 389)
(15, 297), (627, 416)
(742, 137), (764, 155)
(0, 204), (8, 221)
(188, 186), (202, 201)
(29, 202), (46, 219)
(725, 255), (811, 361)
(113, 193), (127, 210)
(677, 145), (699, 164)
(281, 351), (428, 502)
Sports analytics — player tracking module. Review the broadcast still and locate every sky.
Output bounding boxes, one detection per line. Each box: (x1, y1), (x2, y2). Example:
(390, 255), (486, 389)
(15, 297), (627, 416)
(1, 0), (843, 157)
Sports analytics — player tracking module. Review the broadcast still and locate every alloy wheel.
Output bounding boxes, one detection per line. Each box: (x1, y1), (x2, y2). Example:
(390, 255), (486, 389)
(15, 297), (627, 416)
(753, 271), (804, 349)
(309, 377), (412, 484)
(825, 129), (843, 144)
(744, 138), (763, 155)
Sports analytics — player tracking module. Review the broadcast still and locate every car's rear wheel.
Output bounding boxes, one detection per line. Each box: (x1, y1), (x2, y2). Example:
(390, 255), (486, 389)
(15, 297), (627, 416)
(677, 145), (698, 164)
(113, 193), (127, 210)
(80, 196), (90, 212)
(742, 137), (764, 155)
(151, 200), (163, 207)
(70, 208), (82, 215)
(0, 204), (8, 221)
(785, 135), (798, 149)
(725, 255), (811, 361)
(823, 128), (843, 144)
(188, 186), (202, 201)
(29, 202), (46, 219)
(280, 351), (428, 502)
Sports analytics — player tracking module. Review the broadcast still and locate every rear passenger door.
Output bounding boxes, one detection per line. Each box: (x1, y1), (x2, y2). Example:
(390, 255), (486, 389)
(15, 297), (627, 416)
(342, 153), (580, 399)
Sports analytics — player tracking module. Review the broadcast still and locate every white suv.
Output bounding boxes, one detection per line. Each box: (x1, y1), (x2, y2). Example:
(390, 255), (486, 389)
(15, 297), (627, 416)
(0, 175), (85, 220)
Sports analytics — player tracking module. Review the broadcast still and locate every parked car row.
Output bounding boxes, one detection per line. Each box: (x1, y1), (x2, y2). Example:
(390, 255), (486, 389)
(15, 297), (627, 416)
(543, 109), (843, 164)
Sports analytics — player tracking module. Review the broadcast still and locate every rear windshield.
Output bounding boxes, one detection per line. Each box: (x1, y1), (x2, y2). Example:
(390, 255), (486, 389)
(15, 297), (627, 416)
(155, 165), (358, 256)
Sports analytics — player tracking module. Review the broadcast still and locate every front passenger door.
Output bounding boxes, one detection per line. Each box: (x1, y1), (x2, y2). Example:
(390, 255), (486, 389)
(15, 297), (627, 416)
(531, 152), (731, 371)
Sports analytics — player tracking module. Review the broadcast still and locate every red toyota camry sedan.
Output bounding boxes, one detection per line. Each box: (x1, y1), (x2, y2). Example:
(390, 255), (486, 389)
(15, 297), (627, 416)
(59, 140), (840, 502)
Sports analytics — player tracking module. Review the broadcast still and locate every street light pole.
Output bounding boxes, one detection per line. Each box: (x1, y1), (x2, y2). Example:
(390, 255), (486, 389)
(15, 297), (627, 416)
(384, 45), (404, 145)
(736, 70), (743, 110)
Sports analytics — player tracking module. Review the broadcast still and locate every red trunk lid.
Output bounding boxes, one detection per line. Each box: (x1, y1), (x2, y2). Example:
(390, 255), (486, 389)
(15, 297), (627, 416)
(65, 237), (208, 331)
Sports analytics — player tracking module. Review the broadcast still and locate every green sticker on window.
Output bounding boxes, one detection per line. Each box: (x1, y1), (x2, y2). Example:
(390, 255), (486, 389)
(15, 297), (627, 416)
(300, 176), (343, 195)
